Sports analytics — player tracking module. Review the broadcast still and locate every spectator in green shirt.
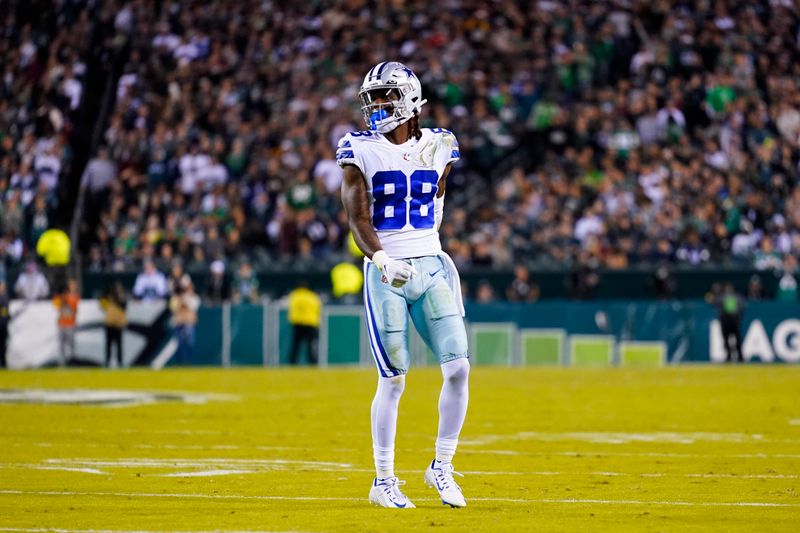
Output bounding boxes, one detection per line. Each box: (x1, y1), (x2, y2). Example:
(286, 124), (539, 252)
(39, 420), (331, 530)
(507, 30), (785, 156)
(706, 74), (736, 115)
(286, 173), (317, 212)
(776, 256), (798, 302)
(232, 261), (260, 305)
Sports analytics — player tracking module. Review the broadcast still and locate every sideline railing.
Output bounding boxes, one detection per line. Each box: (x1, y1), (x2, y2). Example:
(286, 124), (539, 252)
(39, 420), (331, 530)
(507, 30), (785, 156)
(5, 300), (798, 369)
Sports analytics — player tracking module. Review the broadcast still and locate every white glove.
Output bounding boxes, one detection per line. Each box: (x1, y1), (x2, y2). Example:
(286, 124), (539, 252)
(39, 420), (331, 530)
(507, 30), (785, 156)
(372, 250), (418, 288)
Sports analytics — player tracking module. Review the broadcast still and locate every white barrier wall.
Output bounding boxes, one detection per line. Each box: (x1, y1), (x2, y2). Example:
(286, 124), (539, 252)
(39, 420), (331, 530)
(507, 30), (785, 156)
(7, 300), (167, 369)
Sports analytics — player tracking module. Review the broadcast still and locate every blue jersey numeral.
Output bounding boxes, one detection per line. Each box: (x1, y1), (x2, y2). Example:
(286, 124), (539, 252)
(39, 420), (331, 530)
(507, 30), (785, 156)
(409, 170), (438, 229)
(372, 170), (439, 231)
(372, 171), (408, 230)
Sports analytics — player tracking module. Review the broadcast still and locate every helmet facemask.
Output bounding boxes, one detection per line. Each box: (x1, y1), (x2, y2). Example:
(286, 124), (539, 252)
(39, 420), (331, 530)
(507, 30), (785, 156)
(359, 87), (410, 132)
(358, 62), (427, 133)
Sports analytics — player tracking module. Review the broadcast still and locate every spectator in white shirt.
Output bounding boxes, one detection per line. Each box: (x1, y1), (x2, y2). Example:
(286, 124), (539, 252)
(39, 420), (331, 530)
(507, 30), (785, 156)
(313, 142), (343, 194)
(61, 66), (82, 110)
(178, 142), (212, 195)
(133, 260), (169, 301)
(14, 261), (50, 301)
(152, 22), (180, 52)
(574, 201), (605, 244)
(197, 154), (228, 191)
(173, 36), (200, 64)
(638, 161), (667, 205)
(81, 146), (117, 193)
(34, 146), (61, 192)
(10, 161), (37, 206)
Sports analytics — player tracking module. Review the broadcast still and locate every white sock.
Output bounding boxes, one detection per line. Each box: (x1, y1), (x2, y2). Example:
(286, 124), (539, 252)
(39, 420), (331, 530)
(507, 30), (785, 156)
(436, 358), (470, 463)
(371, 375), (405, 479)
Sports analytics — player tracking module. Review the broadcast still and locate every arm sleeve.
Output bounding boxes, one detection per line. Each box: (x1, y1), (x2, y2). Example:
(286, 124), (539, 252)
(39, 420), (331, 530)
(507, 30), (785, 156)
(447, 132), (460, 164)
(434, 195), (445, 231)
(335, 134), (364, 174)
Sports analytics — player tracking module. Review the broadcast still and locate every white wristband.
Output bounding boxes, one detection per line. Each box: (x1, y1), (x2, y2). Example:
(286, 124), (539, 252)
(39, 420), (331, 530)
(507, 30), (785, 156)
(371, 250), (389, 270)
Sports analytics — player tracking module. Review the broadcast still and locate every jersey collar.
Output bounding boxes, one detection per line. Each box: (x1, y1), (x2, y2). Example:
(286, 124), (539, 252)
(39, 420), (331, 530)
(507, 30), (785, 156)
(376, 128), (429, 150)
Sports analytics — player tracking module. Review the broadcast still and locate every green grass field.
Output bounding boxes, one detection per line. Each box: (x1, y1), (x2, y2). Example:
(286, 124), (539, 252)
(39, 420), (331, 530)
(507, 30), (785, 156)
(1, 366), (799, 532)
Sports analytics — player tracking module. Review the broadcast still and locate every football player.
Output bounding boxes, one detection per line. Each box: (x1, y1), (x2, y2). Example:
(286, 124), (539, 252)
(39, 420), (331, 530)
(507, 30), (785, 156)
(338, 61), (470, 508)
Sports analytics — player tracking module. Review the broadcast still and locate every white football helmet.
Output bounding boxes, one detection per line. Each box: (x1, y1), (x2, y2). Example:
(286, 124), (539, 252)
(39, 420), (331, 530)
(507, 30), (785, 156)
(359, 61), (427, 133)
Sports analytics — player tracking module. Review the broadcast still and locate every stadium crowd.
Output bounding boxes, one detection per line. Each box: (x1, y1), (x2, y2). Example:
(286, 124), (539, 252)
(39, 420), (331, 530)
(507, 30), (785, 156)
(1, 0), (800, 298)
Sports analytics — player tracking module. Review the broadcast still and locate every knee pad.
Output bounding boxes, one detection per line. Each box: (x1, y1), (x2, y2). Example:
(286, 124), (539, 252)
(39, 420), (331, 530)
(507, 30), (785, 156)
(378, 374), (406, 401)
(442, 357), (470, 386)
(432, 315), (469, 361)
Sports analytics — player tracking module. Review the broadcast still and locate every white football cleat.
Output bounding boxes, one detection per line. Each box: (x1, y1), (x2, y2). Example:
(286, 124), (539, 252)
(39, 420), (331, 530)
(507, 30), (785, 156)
(424, 459), (467, 508)
(368, 477), (416, 508)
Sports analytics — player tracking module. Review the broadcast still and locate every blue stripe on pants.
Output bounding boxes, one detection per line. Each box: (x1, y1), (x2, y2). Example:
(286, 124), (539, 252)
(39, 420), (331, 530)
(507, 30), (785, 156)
(364, 263), (398, 376)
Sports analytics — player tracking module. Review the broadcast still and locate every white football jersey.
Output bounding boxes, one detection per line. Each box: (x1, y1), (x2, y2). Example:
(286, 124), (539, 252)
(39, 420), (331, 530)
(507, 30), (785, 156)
(337, 127), (460, 259)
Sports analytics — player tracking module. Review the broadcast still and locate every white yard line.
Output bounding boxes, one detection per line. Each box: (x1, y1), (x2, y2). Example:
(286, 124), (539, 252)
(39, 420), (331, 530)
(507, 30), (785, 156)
(460, 431), (768, 446)
(464, 449), (800, 459)
(12, 441), (800, 453)
(135, 445), (241, 451)
(470, 497), (800, 508)
(1, 460), (797, 480)
(0, 489), (797, 508)
(160, 470), (254, 477)
(43, 458), (353, 469)
(684, 473), (800, 479)
(255, 446), (357, 453)
(12, 443), (242, 451)
(55, 428), (225, 436)
(462, 471), (799, 479)
(23, 466), (107, 475)
(0, 389), (237, 408)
